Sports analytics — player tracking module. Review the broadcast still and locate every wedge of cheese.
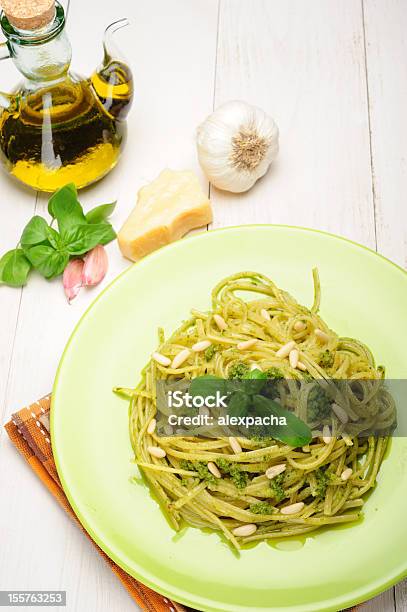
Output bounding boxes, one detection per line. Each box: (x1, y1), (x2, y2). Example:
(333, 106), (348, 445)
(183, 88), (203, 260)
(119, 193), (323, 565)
(118, 169), (213, 261)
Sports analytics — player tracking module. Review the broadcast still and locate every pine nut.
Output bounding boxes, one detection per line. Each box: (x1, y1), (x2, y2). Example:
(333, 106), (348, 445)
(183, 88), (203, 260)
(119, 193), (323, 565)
(281, 502), (304, 515)
(276, 340), (296, 359)
(332, 403), (349, 424)
(214, 314), (228, 331)
(294, 320), (307, 332)
(152, 352), (171, 367)
(297, 361), (307, 371)
(192, 340), (211, 352)
(237, 339), (258, 350)
(266, 464), (286, 480)
(229, 436), (242, 454)
(341, 467), (353, 481)
(147, 418), (156, 435)
(207, 461), (221, 478)
(322, 425), (332, 444)
(342, 433), (354, 446)
(171, 348), (190, 369)
(232, 524), (257, 537)
(289, 349), (299, 369)
(261, 308), (271, 321)
(148, 446), (166, 458)
(315, 328), (329, 343)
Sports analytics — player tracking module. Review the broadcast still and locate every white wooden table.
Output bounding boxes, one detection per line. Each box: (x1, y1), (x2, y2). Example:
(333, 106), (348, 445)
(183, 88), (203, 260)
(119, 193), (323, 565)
(0, 1), (406, 610)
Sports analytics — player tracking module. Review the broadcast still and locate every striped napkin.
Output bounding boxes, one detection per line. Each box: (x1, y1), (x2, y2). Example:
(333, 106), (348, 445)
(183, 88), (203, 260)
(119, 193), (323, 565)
(5, 395), (359, 612)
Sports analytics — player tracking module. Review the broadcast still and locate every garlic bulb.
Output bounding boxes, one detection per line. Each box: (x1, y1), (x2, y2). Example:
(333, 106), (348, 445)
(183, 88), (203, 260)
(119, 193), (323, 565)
(196, 100), (279, 193)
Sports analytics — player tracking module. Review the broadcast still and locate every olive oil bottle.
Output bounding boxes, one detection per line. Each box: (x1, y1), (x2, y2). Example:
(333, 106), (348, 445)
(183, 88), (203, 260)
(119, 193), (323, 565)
(0, 2), (133, 192)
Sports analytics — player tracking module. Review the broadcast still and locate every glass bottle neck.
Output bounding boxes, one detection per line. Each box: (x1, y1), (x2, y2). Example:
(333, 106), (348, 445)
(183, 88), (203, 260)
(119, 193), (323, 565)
(1, 3), (72, 83)
(13, 30), (72, 83)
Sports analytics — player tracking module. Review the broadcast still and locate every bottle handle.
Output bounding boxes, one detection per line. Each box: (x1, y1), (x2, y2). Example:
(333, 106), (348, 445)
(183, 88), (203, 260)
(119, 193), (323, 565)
(0, 43), (12, 108)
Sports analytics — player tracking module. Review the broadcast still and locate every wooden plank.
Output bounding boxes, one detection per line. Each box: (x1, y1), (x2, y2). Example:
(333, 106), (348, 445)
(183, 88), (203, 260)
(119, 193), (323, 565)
(211, 2), (399, 610)
(363, 2), (407, 603)
(363, 0), (407, 268)
(396, 580), (407, 611)
(362, 588), (395, 611)
(0, 57), (38, 425)
(1, 0), (219, 409)
(0, 194), (35, 423)
(0, 1), (219, 610)
(210, 0), (375, 249)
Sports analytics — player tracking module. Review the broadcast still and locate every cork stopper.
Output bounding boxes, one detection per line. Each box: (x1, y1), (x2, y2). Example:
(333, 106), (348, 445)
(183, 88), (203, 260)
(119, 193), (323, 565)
(1, 0), (56, 30)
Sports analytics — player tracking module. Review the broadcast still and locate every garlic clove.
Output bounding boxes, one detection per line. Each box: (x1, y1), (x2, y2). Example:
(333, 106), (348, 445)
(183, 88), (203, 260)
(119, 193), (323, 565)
(82, 244), (108, 287)
(63, 258), (84, 303)
(196, 100), (279, 193)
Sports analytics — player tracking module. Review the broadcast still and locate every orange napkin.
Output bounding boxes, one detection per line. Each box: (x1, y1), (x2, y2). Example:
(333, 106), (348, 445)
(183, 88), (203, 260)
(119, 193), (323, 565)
(5, 395), (359, 612)
(5, 395), (187, 612)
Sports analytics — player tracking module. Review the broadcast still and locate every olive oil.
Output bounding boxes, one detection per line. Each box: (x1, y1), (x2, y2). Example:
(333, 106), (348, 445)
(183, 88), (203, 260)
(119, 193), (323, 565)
(0, 61), (133, 192)
(91, 60), (133, 122)
(0, 0), (134, 192)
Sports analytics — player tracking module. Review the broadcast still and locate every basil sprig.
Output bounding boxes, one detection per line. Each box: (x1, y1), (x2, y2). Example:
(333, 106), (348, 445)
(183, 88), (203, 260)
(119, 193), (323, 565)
(0, 183), (117, 286)
(189, 369), (312, 447)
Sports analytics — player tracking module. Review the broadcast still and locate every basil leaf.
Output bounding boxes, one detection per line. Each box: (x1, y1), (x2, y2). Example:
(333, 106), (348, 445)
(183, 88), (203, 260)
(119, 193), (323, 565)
(86, 201), (117, 224)
(189, 375), (227, 398)
(26, 245), (69, 279)
(20, 216), (49, 247)
(233, 368), (268, 395)
(48, 183), (77, 217)
(0, 249), (31, 287)
(48, 183), (87, 233)
(63, 223), (116, 255)
(227, 391), (251, 418)
(95, 222), (116, 246)
(244, 369), (268, 380)
(46, 226), (64, 251)
(252, 394), (312, 447)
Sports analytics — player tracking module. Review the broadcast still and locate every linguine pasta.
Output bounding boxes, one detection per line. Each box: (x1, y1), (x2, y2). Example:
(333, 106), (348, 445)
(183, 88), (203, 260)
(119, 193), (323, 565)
(124, 271), (391, 550)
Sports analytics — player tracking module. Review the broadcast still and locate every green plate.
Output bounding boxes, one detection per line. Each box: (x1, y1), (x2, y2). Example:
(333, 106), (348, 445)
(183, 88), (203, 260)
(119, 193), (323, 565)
(52, 225), (407, 612)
